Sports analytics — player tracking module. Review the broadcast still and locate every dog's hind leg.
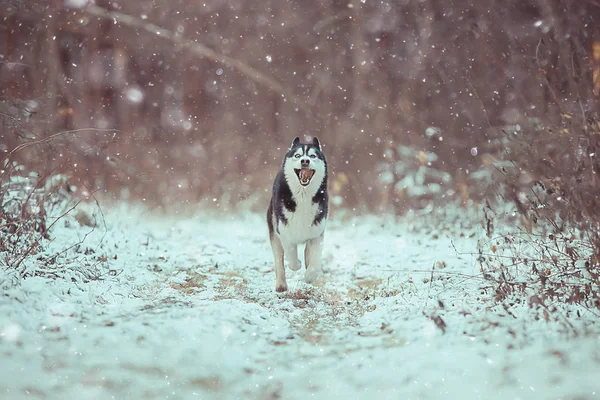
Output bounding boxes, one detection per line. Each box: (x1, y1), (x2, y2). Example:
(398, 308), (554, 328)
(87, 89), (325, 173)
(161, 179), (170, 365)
(270, 235), (287, 292)
(304, 234), (323, 284)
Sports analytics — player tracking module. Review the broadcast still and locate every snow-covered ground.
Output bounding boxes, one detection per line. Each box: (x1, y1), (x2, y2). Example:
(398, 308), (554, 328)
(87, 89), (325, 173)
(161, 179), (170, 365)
(1, 204), (599, 400)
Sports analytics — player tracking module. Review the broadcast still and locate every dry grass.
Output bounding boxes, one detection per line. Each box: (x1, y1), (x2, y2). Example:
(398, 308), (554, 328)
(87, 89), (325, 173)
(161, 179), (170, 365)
(167, 268), (207, 295)
(284, 281), (389, 345)
(164, 265), (397, 345)
(348, 278), (383, 299)
(120, 363), (167, 377)
(189, 375), (223, 392)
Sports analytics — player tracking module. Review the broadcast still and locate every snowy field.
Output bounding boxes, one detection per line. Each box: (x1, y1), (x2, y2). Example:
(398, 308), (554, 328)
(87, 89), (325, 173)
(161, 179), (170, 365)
(1, 204), (599, 400)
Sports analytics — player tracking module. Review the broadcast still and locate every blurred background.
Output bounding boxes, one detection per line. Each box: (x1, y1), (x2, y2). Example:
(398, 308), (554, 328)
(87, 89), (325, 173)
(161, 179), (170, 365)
(1, 0), (599, 215)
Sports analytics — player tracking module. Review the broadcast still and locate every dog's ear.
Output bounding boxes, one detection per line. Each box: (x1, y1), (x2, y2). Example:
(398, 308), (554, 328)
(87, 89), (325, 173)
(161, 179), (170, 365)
(290, 137), (300, 148)
(312, 137), (321, 150)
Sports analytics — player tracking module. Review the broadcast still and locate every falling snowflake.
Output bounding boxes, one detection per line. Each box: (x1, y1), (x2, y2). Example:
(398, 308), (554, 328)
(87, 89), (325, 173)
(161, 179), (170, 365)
(125, 87), (144, 104)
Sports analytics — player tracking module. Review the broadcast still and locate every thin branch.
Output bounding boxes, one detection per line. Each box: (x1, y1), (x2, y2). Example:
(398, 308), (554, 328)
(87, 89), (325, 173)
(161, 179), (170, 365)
(13, 197), (85, 270)
(0, 111), (39, 140)
(84, 4), (315, 117)
(376, 269), (485, 280)
(2, 128), (125, 170)
(534, 38), (565, 115)
(466, 77), (492, 129)
(313, 10), (351, 33)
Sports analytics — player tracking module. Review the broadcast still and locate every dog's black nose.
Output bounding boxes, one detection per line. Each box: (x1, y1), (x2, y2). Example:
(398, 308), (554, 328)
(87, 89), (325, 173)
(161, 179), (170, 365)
(301, 159), (310, 168)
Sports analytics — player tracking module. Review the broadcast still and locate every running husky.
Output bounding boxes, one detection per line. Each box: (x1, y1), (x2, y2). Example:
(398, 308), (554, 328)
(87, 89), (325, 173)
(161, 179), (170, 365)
(267, 137), (328, 292)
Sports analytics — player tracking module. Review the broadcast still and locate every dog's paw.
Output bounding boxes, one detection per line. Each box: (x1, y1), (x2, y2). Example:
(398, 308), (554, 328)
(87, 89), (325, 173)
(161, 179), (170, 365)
(275, 282), (288, 292)
(289, 259), (302, 271)
(304, 268), (320, 284)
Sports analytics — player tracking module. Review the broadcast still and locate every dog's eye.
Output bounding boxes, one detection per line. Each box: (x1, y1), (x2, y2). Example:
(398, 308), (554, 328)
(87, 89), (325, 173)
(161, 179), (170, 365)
(294, 154), (301, 158)
(309, 155), (316, 159)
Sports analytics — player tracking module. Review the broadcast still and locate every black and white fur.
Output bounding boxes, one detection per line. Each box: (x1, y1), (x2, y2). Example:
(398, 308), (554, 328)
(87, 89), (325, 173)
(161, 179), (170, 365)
(267, 137), (328, 292)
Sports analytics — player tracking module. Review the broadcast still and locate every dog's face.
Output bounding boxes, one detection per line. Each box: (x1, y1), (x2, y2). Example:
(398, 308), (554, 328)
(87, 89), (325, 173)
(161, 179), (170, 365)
(283, 136), (327, 189)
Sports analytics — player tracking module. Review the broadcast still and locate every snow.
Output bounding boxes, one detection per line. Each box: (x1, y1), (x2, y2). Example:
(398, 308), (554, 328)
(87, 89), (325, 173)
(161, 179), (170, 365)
(64, 0), (89, 9)
(1, 204), (599, 399)
(125, 87), (144, 104)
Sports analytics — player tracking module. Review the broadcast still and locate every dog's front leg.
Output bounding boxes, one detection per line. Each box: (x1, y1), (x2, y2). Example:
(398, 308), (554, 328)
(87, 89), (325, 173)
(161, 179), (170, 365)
(270, 235), (287, 292)
(284, 242), (302, 271)
(304, 234), (323, 283)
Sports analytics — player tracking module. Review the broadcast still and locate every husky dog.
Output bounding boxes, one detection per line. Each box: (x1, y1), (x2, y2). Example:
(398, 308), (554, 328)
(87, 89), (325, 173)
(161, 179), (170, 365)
(267, 137), (328, 292)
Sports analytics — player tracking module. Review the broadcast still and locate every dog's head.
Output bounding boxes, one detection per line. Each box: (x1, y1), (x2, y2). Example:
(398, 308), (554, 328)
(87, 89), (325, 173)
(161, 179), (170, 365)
(283, 136), (327, 189)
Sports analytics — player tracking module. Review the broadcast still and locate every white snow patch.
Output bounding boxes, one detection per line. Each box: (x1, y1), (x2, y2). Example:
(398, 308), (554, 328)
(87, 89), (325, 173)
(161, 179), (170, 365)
(0, 204), (598, 399)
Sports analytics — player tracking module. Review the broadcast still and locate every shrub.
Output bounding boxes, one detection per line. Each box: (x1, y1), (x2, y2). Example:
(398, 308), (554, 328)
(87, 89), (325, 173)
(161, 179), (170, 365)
(0, 163), (105, 288)
(480, 117), (600, 326)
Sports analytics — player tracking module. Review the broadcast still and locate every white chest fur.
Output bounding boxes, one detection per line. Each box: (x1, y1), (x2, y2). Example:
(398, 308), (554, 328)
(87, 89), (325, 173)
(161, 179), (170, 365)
(278, 192), (325, 245)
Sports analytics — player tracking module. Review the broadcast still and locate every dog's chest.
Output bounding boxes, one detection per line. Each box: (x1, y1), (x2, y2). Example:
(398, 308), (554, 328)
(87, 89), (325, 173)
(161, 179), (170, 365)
(279, 196), (324, 244)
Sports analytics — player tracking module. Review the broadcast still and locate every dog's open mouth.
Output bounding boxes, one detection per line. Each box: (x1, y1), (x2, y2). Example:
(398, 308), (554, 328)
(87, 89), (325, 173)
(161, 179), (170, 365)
(295, 168), (315, 186)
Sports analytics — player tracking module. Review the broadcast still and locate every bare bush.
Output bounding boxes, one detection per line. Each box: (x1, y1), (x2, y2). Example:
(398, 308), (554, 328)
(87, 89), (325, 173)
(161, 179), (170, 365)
(478, 223), (600, 332)
(480, 119), (600, 325)
(0, 160), (106, 287)
(458, 0), (600, 325)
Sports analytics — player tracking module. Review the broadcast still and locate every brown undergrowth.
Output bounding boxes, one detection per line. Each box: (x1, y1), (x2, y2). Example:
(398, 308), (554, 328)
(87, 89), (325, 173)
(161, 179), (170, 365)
(0, 162), (106, 286)
(481, 115), (600, 331)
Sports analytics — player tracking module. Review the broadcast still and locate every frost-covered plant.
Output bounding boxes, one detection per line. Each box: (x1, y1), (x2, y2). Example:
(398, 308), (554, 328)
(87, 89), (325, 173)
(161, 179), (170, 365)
(0, 163), (104, 287)
(478, 210), (600, 331)
(378, 144), (452, 211)
(480, 117), (600, 327)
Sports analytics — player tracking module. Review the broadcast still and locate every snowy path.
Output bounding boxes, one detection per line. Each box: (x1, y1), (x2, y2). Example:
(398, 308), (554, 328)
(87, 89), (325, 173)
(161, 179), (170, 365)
(1, 208), (599, 399)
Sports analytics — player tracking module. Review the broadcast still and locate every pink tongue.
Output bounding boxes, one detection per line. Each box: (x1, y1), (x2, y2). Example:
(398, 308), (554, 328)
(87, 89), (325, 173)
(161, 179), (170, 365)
(299, 168), (314, 182)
